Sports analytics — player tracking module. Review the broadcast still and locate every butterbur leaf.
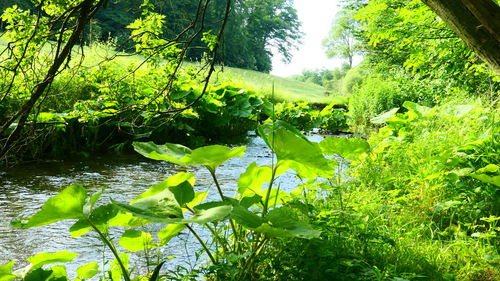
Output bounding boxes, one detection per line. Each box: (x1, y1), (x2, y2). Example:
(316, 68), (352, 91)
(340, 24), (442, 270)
(230, 206), (263, 228)
(83, 188), (104, 217)
(133, 142), (192, 165)
(186, 191), (208, 210)
(320, 137), (370, 160)
(259, 188), (291, 208)
(132, 173), (195, 203)
(370, 108), (399, 124)
(403, 101), (432, 116)
(260, 207), (321, 239)
(185, 202), (232, 224)
(238, 163), (273, 197)
(119, 230), (155, 252)
(108, 213), (149, 228)
(112, 189), (183, 223)
(0, 261), (17, 281)
(258, 121), (309, 148)
(76, 262), (99, 280)
(70, 204), (120, 237)
(169, 181), (195, 207)
(258, 122), (334, 178)
(239, 194), (262, 208)
(189, 145), (246, 172)
(254, 223), (294, 238)
(134, 142), (246, 172)
(12, 184), (87, 228)
(27, 252), (78, 271)
(158, 224), (186, 245)
(471, 174), (500, 187)
(24, 266), (67, 281)
(238, 162), (290, 198)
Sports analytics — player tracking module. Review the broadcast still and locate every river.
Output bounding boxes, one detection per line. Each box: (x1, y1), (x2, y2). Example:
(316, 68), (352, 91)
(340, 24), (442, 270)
(0, 133), (338, 277)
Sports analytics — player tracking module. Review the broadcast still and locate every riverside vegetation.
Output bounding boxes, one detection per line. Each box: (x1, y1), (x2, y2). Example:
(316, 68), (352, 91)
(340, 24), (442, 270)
(1, 0), (500, 280)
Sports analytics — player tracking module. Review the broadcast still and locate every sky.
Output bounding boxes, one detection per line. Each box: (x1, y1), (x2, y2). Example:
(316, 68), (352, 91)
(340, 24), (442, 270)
(271, 0), (343, 77)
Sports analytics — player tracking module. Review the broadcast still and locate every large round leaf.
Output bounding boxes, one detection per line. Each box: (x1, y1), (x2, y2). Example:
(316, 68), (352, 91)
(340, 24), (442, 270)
(320, 137), (370, 160)
(11, 184), (88, 229)
(258, 122), (335, 178)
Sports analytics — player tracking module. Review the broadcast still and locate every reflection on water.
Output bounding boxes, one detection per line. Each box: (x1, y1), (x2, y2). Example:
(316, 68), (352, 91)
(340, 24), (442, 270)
(0, 134), (331, 275)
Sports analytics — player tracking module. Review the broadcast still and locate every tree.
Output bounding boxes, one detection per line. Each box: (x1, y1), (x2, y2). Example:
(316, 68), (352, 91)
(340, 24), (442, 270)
(0, 0), (232, 163)
(421, 0), (500, 75)
(323, 8), (360, 67)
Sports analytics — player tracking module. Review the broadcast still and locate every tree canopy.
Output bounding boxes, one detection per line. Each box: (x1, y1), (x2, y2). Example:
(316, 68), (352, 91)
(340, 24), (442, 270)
(322, 9), (360, 67)
(0, 0), (302, 72)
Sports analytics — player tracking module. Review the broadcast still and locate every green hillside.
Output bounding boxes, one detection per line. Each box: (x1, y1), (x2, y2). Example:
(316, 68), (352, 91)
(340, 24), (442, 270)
(78, 44), (337, 104)
(211, 66), (335, 104)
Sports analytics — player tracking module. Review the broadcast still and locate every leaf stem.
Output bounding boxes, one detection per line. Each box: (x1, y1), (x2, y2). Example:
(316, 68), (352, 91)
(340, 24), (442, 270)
(208, 169), (240, 247)
(262, 165), (278, 216)
(87, 219), (131, 281)
(209, 169), (226, 201)
(186, 224), (217, 265)
(238, 237), (269, 280)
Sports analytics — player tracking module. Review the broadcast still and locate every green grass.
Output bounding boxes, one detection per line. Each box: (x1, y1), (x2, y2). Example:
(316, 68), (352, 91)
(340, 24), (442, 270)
(210, 66), (336, 104)
(77, 43), (337, 104)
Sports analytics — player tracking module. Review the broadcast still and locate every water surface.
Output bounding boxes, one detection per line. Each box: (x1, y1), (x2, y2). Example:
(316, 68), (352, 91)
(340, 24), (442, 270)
(0, 134), (331, 275)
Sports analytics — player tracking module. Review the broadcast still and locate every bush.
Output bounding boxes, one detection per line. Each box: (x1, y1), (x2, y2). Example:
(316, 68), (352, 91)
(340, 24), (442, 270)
(347, 66), (459, 132)
(340, 65), (367, 96)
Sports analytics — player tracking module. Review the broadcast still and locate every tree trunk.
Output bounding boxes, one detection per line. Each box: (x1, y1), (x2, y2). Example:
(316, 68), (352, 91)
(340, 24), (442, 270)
(421, 0), (500, 75)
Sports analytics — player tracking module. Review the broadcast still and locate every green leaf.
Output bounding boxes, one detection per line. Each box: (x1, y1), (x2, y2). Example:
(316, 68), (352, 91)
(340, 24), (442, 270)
(134, 142), (246, 172)
(184, 202), (232, 224)
(119, 230), (155, 252)
(257, 188), (291, 208)
(258, 121), (309, 148)
(133, 142), (192, 165)
(132, 173), (195, 203)
(158, 224), (186, 245)
(263, 207), (321, 239)
(76, 262), (99, 280)
(230, 206), (263, 228)
(27, 252), (78, 271)
(258, 122), (335, 178)
(25, 266), (68, 281)
(0, 261), (17, 281)
(169, 181), (195, 207)
(370, 107), (399, 124)
(238, 163), (272, 197)
(108, 213), (149, 228)
(189, 145), (246, 172)
(186, 191), (208, 210)
(70, 204), (119, 237)
(320, 137), (370, 160)
(403, 101), (432, 116)
(12, 184), (87, 228)
(254, 223), (295, 238)
(239, 194), (263, 208)
(112, 189), (183, 223)
(482, 254), (500, 263)
(471, 174), (500, 187)
(149, 261), (165, 281)
(476, 164), (499, 174)
(83, 188), (104, 217)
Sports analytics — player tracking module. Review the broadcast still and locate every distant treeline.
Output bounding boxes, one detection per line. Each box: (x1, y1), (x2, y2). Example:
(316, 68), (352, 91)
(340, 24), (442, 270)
(0, 0), (301, 72)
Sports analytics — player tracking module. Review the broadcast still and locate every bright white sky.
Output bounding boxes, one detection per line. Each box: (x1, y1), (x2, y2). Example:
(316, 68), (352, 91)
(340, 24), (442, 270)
(271, 0), (343, 77)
